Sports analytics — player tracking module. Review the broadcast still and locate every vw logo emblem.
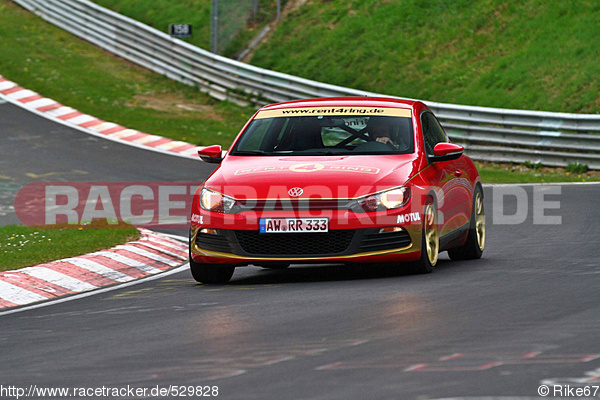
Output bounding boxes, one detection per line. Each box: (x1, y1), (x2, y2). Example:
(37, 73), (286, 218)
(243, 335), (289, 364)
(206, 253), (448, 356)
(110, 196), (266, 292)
(288, 187), (304, 197)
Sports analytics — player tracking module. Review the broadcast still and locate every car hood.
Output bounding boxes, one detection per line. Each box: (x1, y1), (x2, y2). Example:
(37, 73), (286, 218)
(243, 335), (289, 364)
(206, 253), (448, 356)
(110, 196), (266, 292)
(205, 155), (421, 199)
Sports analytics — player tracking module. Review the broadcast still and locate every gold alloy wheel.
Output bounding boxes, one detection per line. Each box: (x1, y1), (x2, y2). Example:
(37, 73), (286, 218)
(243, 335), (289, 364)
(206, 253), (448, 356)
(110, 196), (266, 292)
(475, 191), (486, 251)
(424, 203), (439, 266)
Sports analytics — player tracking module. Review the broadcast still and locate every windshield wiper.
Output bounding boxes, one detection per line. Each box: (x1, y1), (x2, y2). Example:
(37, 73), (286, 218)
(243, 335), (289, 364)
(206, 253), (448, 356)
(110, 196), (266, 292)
(232, 150), (293, 156)
(231, 150), (269, 156)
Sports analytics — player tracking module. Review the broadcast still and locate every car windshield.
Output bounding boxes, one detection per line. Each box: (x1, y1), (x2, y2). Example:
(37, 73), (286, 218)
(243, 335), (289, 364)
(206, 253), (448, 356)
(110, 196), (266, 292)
(231, 111), (414, 156)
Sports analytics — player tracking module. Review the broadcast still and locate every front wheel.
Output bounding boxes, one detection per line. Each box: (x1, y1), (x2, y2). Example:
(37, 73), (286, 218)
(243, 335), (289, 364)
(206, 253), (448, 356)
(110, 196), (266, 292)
(412, 201), (438, 274)
(448, 185), (485, 261)
(189, 254), (234, 284)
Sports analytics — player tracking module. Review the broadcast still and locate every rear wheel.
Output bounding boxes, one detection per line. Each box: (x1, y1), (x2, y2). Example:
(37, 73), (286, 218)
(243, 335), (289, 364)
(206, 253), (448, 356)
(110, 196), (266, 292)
(412, 200), (438, 274)
(448, 185), (485, 260)
(189, 252), (234, 284)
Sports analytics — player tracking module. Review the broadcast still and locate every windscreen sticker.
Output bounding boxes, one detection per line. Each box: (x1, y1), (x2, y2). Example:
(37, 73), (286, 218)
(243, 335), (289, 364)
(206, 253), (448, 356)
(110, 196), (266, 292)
(255, 107), (412, 119)
(346, 118), (368, 128)
(235, 163), (380, 175)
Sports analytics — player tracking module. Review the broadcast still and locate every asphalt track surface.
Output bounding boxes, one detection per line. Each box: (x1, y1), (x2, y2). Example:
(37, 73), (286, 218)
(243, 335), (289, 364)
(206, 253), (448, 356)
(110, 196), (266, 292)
(1, 101), (600, 399)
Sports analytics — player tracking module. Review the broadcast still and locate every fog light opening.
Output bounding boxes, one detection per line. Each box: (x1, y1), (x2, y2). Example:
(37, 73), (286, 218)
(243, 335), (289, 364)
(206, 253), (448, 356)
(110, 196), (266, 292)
(200, 228), (218, 235)
(379, 227), (404, 234)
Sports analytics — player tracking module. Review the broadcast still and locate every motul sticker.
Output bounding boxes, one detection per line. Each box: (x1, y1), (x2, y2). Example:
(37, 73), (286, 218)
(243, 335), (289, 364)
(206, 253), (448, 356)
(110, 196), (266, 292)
(397, 212), (421, 224)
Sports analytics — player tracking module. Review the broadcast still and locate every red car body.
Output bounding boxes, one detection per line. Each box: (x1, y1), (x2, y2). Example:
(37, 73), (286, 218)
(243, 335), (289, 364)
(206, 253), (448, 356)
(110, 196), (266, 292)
(189, 97), (485, 283)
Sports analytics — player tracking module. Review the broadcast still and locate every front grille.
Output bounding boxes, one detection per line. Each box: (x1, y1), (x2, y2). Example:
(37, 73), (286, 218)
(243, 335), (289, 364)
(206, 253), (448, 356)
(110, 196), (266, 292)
(235, 230), (355, 256)
(195, 231), (233, 253)
(359, 230), (412, 252)
(238, 199), (353, 211)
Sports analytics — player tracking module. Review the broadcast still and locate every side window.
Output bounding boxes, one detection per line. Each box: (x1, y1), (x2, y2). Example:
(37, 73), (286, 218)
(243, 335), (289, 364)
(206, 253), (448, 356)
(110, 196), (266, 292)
(421, 112), (447, 156)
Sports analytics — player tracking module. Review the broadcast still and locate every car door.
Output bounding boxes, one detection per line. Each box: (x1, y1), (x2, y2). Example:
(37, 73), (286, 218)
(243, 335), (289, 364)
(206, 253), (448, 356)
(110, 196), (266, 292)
(420, 111), (469, 237)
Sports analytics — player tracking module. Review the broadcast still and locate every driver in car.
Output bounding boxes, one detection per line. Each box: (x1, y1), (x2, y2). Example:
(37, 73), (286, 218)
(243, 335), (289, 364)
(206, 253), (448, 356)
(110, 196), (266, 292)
(367, 117), (400, 149)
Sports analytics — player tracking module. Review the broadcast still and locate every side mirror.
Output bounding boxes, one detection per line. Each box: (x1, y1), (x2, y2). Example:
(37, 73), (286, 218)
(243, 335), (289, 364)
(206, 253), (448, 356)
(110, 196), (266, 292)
(198, 145), (223, 163)
(431, 142), (464, 162)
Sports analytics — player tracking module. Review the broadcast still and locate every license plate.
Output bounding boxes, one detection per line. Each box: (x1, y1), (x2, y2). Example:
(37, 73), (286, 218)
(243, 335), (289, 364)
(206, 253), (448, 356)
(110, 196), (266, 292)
(259, 218), (329, 233)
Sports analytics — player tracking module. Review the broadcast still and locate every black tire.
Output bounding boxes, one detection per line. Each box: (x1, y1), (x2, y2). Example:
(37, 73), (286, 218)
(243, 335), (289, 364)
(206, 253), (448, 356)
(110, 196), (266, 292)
(189, 253), (234, 284)
(448, 185), (485, 261)
(412, 200), (438, 274)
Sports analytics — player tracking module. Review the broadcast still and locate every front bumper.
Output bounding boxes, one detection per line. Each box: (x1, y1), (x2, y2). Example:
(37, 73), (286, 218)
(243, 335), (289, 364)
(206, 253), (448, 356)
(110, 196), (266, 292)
(190, 225), (421, 265)
(189, 194), (426, 265)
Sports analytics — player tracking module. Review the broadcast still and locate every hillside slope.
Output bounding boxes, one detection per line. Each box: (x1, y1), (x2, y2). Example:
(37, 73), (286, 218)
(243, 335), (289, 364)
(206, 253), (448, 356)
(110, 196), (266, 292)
(92, 0), (600, 113)
(250, 0), (600, 113)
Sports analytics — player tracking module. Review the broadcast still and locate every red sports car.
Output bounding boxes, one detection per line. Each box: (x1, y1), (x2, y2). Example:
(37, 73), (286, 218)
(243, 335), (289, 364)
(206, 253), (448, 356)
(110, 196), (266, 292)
(189, 97), (485, 283)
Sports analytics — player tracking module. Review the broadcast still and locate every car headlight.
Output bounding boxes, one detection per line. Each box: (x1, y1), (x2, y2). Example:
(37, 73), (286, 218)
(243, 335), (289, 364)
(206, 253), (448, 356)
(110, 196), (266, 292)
(200, 188), (238, 214)
(352, 187), (410, 213)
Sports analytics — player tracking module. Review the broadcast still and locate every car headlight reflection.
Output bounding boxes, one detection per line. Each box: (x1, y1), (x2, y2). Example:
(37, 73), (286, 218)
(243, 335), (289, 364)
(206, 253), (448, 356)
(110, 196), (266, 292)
(200, 188), (238, 214)
(354, 187), (410, 213)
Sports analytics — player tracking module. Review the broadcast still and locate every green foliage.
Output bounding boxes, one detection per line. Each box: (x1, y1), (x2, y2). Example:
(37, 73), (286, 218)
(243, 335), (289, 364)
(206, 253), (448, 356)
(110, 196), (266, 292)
(565, 162), (589, 174)
(522, 161), (543, 170)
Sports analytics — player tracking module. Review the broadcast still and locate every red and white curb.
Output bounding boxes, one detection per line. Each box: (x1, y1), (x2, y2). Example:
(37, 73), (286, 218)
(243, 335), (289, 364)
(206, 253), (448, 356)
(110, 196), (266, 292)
(0, 229), (188, 310)
(0, 75), (203, 159)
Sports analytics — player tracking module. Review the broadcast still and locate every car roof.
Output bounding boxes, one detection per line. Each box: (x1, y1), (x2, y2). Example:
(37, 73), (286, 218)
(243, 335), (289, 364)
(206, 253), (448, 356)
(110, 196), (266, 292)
(258, 96), (420, 112)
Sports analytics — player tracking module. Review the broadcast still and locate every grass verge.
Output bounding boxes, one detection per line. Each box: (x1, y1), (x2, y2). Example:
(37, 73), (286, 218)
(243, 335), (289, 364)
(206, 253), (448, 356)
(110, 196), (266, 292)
(477, 162), (600, 184)
(0, 220), (140, 272)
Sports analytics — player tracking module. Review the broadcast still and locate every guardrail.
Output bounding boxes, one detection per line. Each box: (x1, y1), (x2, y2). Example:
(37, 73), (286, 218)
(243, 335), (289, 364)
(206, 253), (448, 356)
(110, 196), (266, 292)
(11, 0), (600, 169)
